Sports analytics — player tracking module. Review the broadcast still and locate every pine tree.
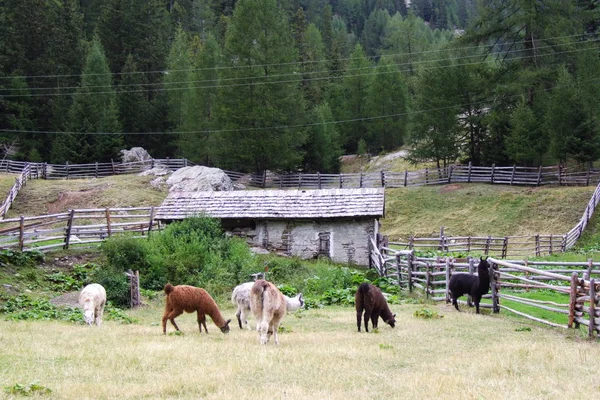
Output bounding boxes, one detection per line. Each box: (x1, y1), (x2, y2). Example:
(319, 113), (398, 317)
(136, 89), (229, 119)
(62, 35), (122, 163)
(339, 43), (372, 153)
(215, 0), (306, 173)
(365, 57), (409, 153)
(118, 54), (151, 149)
(178, 34), (222, 164)
(303, 102), (343, 173)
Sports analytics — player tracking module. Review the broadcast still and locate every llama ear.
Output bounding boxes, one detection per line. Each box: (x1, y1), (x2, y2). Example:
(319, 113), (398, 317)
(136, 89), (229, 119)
(393, 313), (396, 318)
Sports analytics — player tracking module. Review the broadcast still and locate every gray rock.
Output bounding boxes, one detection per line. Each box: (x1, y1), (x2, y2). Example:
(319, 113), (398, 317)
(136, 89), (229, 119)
(166, 166), (234, 192)
(120, 147), (152, 163)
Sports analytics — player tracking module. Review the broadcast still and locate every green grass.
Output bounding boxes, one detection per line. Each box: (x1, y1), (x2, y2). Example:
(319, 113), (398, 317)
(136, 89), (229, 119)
(382, 184), (595, 239)
(499, 290), (571, 326)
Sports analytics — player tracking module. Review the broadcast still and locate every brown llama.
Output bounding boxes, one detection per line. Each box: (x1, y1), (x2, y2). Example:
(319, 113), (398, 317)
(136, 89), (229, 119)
(355, 282), (396, 332)
(162, 283), (231, 334)
(250, 280), (287, 344)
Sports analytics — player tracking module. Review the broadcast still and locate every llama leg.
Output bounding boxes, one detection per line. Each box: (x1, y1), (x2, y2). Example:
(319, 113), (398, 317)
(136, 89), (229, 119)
(452, 296), (461, 312)
(166, 310), (183, 333)
(95, 303), (105, 326)
(197, 313), (208, 333)
(258, 320), (269, 344)
(272, 322), (280, 345)
(363, 310), (371, 333)
(356, 310), (363, 332)
(241, 307), (251, 330)
(236, 306), (243, 329)
(371, 311), (380, 329)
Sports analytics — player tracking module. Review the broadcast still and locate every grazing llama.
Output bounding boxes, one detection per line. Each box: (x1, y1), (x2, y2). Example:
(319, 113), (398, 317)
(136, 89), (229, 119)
(250, 280), (288, 344)
(79, 283), (106, 326)
(449, 257), (491, 314)
(232, 281), (303, 330)
(355, 282), (396, 332)
(162, 283), (231, 334)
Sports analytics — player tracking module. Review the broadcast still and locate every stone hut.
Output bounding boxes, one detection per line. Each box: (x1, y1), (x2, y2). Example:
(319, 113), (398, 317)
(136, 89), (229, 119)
(155, 188), (385, 266)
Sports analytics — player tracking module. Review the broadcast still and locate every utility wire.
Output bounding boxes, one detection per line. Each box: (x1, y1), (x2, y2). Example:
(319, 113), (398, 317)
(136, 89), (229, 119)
(3, 37), (597, 93)
(0, 32), (594, 81)
(2, 75), (599, 136)
(0, 45), (595, 98)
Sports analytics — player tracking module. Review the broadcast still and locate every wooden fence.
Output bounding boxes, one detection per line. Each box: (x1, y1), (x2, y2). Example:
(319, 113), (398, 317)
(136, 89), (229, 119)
(370, 246), (600, 337)
(2, 159), (600, 257)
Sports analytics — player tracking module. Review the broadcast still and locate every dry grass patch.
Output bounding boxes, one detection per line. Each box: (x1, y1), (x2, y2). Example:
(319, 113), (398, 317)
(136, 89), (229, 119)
(1, 302), (598, 399)
(4, 175), (167, 217)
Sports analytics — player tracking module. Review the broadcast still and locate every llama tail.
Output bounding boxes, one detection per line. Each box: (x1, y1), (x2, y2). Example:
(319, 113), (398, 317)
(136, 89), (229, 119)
(357, 282), (370, 295)
(164, 283), (174, 295)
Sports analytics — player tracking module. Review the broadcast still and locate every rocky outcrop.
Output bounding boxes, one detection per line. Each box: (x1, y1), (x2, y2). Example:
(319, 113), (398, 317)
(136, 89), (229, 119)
(166, 166), (235, 192)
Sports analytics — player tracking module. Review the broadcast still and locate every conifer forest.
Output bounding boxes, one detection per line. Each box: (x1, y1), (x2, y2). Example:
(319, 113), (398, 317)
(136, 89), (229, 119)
(1, 0), (599, 173)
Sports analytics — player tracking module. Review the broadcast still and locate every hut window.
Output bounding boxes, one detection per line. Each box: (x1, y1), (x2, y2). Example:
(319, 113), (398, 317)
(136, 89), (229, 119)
(318, 232), (331, 256)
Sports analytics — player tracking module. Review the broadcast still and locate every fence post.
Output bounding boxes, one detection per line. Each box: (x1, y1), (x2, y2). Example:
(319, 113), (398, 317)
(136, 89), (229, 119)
(583, 258), (593, 280)
(468, 257), (475, 306)
(490, 163), (495, 184)
(409, 235), (414, 251)
(339, 174), (343, 189)
(535, 234), (540, 257)
(558, 164), (562, 186)
(425, 168), (429, 184)
(485, 236), (491, 255)
(380, 170), (385, 188)
(510, 165), (516, 185)
(537, 165), (542, 186)
(395, 253), (402, 288)
(502, 237), (508, 259)
(445, 258), (451, 304)
(66, 161), (69, 180)
(467, 161), (472, 183)
(105, 208), (112, 237)
(447, 165), (453, 184)
(407, 252), (414, 293)
(262, 170), (267, 188)
(490, 262), (500, 313)
(425, 262), (431, 299)
(438, 226), (445, 251)
(18, 216), (25, 251)
(127, 269), (141, 308)
(43, 162), (47, 179)
(586, 168), (591, 186)
(359, 172), (363, 188)
(318, 172), (321, 189)
(298, 173), (302, 189)
(404, 169), (408, 187)
(568, 272), (579, 329)
(148, 206), (155, 234)
(63, 209), (75, 250)
(588, 279), (596, 337)
(111, 159), (115, 175)
(95, 162), (99, 178)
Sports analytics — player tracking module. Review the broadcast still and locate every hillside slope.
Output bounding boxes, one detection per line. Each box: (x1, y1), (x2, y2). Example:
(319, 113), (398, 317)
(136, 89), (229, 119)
(0, 172), (595, 242)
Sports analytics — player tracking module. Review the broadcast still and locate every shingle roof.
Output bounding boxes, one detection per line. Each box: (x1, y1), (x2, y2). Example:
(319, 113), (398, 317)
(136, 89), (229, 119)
(155, 188), (385, 220)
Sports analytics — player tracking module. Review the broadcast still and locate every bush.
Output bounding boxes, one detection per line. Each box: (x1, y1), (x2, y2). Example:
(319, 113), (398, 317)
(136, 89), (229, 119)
(99, 216), (259, 298)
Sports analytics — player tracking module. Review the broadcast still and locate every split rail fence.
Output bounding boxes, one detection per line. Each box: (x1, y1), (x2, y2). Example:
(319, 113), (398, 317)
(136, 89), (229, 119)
(2, 159), (600, 258)
(369, 244), (600, 337)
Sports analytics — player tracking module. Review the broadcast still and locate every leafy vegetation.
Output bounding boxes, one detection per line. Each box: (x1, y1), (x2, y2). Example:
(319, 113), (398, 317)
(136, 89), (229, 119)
(4, 381), (52, 396)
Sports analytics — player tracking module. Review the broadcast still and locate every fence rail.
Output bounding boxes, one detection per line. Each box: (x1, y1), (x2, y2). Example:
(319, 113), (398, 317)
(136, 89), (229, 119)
(2, 159), (600, 257)
(371, 249), (600, 337)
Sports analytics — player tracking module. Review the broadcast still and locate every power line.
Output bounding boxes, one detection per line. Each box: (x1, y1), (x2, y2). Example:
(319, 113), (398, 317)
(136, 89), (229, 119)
(1, 45), (596, 98)
(0, 32), (594, 81)
(2, 75), (599, 136)
(3, 37), (597, 94)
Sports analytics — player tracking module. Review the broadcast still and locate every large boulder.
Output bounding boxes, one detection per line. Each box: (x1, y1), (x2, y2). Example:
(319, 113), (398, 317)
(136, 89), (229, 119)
(166, 166), (235, 192)
(120, 147), (152, 163)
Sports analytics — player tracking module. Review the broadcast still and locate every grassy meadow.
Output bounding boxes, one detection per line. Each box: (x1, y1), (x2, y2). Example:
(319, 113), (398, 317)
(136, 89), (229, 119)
(1, 299), (599, 400)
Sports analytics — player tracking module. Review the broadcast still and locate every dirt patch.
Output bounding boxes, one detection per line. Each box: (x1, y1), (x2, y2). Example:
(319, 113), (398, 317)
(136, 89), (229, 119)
(439, 184), (464, 194)
(46, 189), (103, 214)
